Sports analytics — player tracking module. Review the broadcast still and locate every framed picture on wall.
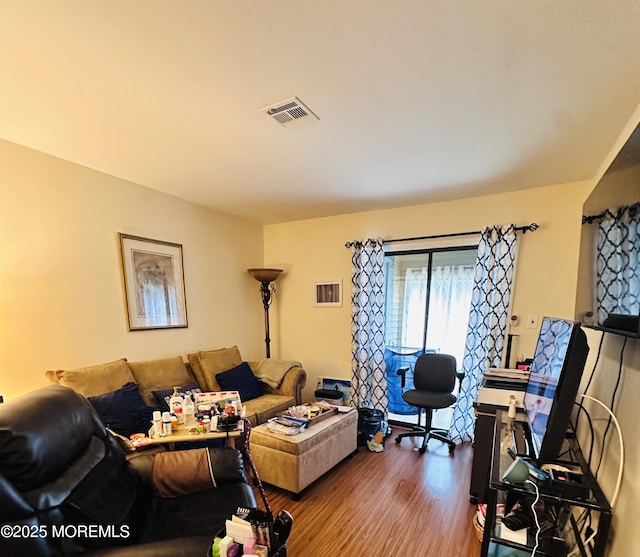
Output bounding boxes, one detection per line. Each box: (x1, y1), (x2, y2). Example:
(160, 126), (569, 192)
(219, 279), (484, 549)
(119, 234), (188, 330)
(315, 280), (342, 307)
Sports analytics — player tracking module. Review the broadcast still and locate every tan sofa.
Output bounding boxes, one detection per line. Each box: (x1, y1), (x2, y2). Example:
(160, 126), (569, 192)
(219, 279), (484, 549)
(45, 346), (306, 428)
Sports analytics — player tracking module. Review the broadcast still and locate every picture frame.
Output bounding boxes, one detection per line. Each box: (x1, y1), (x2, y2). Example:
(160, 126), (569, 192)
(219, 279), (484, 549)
(119, 233), (188, 330)
(315, 280), (342, 307)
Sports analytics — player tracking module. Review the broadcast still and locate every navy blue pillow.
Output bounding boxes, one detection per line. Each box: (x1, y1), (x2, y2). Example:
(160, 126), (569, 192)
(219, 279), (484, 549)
(88, 382), (150, 438)
(215, 362), (262, 402)
(152, 382), (202, 412)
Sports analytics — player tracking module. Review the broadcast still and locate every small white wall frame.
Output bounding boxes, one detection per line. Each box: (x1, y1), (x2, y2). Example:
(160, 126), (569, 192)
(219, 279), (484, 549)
(315, 280), (342, 307)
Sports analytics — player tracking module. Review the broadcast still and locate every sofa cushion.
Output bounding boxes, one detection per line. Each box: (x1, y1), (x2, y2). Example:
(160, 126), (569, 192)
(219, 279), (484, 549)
(129, 356), (194, 406)
(88, 382), (153, 438)
(243, 394), (295, 427)
(45, 358), (134, 398)
(191, 346), (243, 391)
(215, 362), (262, 403)
(152, 382), (202, 413)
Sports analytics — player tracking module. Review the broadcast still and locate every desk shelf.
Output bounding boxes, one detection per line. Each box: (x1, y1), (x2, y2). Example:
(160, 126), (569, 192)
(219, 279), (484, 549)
(479, 411), (612, 557)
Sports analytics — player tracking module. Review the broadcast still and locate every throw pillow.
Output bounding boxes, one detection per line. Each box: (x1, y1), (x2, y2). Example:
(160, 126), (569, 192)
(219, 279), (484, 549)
(215, 362), (262, 402)
(128, 356), (194, 406)
(46, 358), (134, 398)
(194, 346), (243, 391)
(152, 382), (202, 413)
(88, 382), (151, 438)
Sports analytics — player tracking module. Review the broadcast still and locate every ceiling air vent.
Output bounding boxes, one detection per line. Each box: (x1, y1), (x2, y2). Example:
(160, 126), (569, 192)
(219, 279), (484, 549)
(260, 96), (319, 128)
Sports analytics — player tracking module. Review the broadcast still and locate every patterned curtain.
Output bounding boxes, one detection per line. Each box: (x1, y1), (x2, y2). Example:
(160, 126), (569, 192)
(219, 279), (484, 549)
(347, 238), (387, 412)
(449, 225), (519, 444)
(595, 203), (640, 324)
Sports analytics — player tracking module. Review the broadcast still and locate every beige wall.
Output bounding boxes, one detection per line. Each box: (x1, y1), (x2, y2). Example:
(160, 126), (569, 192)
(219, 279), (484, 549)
(264, 180), (591, 400)
(580, 330), (640, 555)
(265, 176), (640, 554)
(573, 106), (640, 556)
(2, 121), (638, 553)
(0, 139), (265, 401)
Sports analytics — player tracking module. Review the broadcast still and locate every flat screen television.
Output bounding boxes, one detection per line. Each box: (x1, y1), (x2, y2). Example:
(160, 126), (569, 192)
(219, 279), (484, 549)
(523, 317), (589, 464)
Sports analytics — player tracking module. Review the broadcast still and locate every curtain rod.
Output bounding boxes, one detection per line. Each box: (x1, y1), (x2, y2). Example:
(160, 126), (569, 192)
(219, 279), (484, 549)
(383, 222), (539, 245)
(582, 212), (606, 224)
(583, 202), (640, 224)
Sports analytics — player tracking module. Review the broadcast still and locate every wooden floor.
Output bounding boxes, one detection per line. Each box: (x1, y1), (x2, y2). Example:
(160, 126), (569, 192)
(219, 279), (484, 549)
(254, 429), (482, 556)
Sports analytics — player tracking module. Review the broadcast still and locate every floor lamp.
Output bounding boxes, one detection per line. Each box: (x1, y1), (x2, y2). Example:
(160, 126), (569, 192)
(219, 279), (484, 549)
(247, 268), (283, 358)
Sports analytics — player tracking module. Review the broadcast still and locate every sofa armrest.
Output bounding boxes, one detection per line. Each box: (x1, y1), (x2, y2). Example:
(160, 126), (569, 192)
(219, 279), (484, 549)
(250, 364), (307, 405)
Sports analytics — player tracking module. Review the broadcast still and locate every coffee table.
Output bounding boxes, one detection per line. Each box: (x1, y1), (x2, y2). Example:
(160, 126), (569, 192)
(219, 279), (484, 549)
(146, 422), (243, 450)
(249, 408), (358, 498)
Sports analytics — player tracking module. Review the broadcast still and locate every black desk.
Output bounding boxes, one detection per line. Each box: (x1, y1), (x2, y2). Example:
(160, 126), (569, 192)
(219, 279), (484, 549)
(470, 382), (527, 504)
(479, 411), (612, 557)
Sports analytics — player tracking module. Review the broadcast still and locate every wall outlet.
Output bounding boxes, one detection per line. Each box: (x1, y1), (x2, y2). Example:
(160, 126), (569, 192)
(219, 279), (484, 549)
(526, 314), (539, 329)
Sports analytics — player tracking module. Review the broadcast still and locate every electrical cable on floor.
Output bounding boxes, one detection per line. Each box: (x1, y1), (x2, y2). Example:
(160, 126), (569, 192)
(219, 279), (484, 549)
(525, 479), (541, 557)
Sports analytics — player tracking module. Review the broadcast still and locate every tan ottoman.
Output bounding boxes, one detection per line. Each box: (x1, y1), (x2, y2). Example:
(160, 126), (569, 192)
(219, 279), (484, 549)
(249, 409), (358, 498)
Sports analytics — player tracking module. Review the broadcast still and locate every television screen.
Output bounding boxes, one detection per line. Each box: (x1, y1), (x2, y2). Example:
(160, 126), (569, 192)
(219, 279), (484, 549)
(523, 317), (589, 464)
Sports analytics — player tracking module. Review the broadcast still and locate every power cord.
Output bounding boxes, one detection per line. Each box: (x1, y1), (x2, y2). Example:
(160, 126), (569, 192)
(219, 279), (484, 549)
(595, 336), (627, 478)
(576, 394), (624, 507)
(572, 401), (595, 466)
(568, 394), (624, 555)
(525, 479), (541, 557)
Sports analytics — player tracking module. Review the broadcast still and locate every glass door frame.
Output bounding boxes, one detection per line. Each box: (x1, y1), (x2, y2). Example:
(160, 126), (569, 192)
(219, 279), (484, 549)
(384, 244), (477, 427)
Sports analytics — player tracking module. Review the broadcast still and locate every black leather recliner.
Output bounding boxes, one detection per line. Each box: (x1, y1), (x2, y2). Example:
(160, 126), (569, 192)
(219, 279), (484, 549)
(0, 385), (257, 556)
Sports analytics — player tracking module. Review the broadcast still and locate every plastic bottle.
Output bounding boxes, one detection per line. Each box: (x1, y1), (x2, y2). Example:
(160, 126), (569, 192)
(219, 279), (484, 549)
(182, 392), (195, 428)
(169, 387), (184, 424)
(162, 411), (172, 435)
(152, 410), (163, 437)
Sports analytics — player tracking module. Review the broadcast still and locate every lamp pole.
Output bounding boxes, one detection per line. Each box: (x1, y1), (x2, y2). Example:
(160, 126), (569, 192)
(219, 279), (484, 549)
(247, 268), (283, 358)
(260, 280), (274, 358)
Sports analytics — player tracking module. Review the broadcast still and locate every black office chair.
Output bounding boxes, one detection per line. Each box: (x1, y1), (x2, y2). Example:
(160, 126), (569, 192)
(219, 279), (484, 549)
(394, 353), (459, 454)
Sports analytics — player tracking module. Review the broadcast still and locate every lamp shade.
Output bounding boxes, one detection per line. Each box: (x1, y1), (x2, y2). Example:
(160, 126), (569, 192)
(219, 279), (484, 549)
(247, 268), (283, 282)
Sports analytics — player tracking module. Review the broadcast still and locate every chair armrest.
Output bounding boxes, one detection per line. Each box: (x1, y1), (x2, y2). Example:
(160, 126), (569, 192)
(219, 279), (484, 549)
(397, 366), (409, 389)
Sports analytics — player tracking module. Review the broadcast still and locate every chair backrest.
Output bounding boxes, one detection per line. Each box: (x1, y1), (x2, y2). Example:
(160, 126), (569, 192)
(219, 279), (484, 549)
(0, 386), (139, 556)
(413, 353), (457, 393)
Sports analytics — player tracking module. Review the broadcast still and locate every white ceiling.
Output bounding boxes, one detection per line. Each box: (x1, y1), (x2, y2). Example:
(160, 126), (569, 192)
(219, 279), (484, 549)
(2, 1), (640, 224)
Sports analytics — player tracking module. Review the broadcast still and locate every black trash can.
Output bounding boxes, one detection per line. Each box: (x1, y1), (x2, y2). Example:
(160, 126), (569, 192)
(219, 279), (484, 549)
(357, 407), (386, 446)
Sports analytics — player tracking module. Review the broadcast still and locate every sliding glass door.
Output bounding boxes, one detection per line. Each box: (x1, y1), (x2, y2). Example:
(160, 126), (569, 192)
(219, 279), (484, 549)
(384, 247), (476, 425)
